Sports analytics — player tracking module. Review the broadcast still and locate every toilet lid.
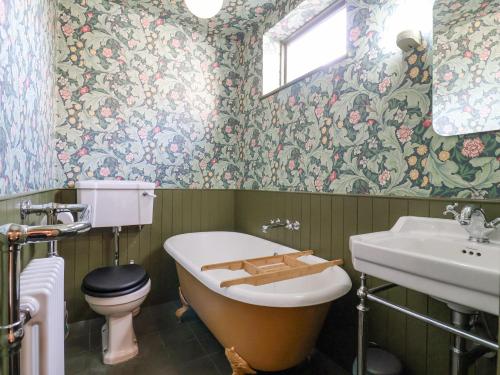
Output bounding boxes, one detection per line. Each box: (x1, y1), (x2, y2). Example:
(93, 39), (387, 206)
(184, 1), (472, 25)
(82, 264), (150, 298)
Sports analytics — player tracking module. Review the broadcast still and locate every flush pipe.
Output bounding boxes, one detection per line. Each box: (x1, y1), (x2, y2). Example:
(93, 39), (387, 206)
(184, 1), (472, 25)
(112, 226), (121, 266)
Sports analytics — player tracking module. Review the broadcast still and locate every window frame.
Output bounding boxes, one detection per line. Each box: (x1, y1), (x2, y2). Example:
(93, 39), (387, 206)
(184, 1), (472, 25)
(262, 0), (347, 99)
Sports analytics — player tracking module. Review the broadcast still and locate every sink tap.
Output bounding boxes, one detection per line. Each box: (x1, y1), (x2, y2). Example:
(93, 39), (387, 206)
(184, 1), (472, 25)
(261, 218), (300, 233)
(443, 203), (500, 243)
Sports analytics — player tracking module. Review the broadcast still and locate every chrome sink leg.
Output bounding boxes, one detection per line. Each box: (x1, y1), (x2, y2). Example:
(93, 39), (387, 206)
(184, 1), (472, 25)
(449, 309), (494, 375)
(356, 273), (369, 375)
(450, 310), (472, 375)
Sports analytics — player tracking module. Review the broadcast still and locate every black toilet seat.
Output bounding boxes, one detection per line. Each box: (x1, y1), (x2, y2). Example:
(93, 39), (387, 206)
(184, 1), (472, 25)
(82, 264), (150, 298)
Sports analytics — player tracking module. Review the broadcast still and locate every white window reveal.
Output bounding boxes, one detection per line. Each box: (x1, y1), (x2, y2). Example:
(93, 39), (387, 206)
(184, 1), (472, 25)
(262, 0), (347, 96)
(285, 5), (346, 82)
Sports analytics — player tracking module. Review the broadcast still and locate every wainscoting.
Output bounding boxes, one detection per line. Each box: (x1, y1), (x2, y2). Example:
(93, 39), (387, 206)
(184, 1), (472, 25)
(234, 190), (499, 375)
(0, 189), (235, 322)
(1, 189), (498, 374)
(57, 189), (235, 322)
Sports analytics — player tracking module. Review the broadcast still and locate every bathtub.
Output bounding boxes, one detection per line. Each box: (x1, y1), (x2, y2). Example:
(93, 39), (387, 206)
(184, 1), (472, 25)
(164, 232), (351, 372)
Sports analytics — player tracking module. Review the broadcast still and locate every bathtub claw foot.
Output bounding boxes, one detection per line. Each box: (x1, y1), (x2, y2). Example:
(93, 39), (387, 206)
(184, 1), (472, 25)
(175, 287), (190, 321)
(225, 347), (256, 375)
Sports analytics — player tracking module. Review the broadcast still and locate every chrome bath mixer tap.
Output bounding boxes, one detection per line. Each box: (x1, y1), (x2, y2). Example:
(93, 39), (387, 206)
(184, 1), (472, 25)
(261, 218), (300, 233)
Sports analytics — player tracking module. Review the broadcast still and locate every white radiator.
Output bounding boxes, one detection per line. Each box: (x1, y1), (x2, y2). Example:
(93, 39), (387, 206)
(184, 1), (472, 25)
(20, 257), (65, 375)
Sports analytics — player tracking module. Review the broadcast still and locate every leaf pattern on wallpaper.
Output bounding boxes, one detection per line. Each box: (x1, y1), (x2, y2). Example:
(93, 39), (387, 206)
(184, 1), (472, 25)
(56, 0), (247, 189)
(54, 0), (500, 199)
(0, 0), (56, 195)
(239, 0), (500, 199)
(433, 0), (500, 136)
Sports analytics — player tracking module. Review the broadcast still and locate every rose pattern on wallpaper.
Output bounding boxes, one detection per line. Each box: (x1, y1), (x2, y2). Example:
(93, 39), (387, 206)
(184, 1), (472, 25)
(433, 0), (500, 136)
(54, 0), (500, 199)
(55, 0), (248, 189)
(239, 0), (500, 199)
(0, 0), (56, 196)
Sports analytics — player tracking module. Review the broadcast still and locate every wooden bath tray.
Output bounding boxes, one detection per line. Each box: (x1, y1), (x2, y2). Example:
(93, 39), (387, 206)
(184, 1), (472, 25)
(201, 250), (343, 288)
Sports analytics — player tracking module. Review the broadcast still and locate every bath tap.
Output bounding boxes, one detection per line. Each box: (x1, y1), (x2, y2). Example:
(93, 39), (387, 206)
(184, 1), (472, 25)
(444, 203), (500, 243)
(261, 218), (300, 233)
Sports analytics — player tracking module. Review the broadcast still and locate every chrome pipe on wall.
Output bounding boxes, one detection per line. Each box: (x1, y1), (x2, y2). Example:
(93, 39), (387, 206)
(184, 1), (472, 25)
(0, 229), (23, 375)
(0, 206), (91, 375)
(20, 201), (90, 257)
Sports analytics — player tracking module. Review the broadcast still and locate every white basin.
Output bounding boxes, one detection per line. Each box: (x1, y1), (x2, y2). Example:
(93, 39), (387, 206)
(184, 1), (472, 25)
(349, 216), (500, 315)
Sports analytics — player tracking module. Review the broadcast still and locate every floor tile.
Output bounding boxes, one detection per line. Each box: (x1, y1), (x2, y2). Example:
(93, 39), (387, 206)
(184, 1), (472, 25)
(176, 355), (220, 375)
(209, 351), (233, 374)
(197, 330), (224, 355)
(65, 330), (90, 357)
(163, 336), (207, 367)
(66, 302), (348, 375)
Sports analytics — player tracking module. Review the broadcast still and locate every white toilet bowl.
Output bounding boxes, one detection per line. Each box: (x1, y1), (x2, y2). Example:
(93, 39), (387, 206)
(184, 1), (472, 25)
(84, 279), (151, 365)
(82, 264), (151, 365)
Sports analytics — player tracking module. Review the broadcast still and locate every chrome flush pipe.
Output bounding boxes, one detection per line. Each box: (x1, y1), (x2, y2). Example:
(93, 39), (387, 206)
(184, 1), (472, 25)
(113, 226), (121, 266)
(0, 207), (91, 375)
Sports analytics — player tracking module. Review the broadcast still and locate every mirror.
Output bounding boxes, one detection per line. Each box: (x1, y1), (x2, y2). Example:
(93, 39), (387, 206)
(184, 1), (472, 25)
(433, 0), (499, 136)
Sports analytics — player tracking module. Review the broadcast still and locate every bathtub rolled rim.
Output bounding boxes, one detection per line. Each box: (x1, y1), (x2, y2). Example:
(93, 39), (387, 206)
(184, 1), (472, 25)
(163, 231), (352, 308)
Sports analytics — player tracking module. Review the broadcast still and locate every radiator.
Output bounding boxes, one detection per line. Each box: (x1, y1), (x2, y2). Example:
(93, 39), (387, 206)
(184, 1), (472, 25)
(20, 257), (65, 375)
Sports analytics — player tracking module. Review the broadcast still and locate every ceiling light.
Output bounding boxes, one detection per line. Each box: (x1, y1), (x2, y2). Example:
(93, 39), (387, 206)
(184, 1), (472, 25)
(185, 0), (223, 19)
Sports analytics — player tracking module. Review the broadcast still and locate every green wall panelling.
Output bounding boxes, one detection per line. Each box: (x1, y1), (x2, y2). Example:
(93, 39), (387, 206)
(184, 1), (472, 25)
(1, 189), (498, 373)
(1, 189), (235, 323)
(54, 188), (236, 322)
(234, 190), (499, 375)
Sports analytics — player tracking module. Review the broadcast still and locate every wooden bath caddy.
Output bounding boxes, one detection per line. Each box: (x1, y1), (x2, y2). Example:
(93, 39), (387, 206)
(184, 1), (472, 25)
(201, 250), (343, 288)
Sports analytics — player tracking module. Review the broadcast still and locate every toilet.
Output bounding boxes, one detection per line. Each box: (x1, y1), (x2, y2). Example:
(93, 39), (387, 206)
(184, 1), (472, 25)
(76, 180), (156, 365)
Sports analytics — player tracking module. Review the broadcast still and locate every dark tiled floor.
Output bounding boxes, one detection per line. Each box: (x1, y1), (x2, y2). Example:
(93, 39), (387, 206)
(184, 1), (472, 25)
(66, 301), (349, 375)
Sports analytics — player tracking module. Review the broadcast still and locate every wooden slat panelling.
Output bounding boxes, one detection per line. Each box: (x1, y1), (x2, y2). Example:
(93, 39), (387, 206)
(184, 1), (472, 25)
(0, 189), (498, 375)
(405, 199), (430, 375)
(0, 188), (236, 322)
(386, 199), (409, 362)
(310, 194), (322, 257)
(233, 191), (499, 375)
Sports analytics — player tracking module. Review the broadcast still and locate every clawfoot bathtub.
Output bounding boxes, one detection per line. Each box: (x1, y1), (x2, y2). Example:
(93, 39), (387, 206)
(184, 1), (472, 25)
(164, 232), (351, 373)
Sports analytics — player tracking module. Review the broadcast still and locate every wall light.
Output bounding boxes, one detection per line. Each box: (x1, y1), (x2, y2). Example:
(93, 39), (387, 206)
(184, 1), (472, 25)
(185, 0), (224, 19)
(381, 0), (433, 52)
(396, 30), (422, 52)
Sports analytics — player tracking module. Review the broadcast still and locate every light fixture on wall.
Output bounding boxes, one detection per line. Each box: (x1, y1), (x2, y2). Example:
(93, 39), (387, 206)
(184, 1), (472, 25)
(381, 0), (433, 52)
(396, 30), (422, 52)
(185, 0), (223, 19)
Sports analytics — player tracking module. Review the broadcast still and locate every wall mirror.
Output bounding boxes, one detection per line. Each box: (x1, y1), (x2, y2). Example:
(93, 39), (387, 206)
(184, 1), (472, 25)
(433, 0), (499, 136)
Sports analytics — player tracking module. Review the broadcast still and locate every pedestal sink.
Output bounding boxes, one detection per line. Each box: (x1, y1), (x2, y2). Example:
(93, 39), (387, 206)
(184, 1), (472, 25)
(349, 216), (500, 315)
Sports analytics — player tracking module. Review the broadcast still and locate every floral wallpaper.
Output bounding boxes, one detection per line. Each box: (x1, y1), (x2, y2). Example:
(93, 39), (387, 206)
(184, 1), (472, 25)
(53, 0), (500, 199)
(239, 0), (500, 199)
(55, 0), (248, 189)
(433, 0), (500, 136)
(0, 0), (57, 196)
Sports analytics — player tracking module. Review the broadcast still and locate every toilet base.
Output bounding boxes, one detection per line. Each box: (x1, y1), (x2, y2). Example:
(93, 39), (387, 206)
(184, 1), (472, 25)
(101, 313), (138, 365)
(84, 279), (151, 366)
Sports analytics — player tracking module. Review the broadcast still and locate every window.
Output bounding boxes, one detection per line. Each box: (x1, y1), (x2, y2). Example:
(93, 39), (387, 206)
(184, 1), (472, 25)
(262, 1), (347, 96)
(285, 4), (347, 82)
